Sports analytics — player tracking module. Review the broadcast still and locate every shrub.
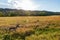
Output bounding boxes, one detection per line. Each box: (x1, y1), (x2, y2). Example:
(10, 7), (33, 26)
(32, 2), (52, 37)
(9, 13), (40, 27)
(3, 34), (12, 40)
(11, 33), (20, 39)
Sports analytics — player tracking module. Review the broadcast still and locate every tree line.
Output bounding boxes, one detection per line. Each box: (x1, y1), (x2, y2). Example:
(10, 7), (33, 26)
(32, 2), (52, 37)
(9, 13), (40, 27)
(0, 8), (60, 17)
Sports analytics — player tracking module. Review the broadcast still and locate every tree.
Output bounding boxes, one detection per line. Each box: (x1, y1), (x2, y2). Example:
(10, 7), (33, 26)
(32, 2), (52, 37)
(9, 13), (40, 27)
(0, 12), (4, 16)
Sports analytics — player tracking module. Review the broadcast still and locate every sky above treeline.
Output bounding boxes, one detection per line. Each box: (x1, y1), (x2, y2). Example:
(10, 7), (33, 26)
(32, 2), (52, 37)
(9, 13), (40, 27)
(0, 0), (60, 12)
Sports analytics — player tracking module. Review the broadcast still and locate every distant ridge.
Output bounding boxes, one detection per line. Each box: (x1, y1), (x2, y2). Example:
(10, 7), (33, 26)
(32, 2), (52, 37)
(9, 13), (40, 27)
(0, 8), (60, 16)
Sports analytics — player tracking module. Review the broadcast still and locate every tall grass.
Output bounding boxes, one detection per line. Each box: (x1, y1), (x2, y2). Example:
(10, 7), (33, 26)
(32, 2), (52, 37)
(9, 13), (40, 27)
(0, 16), (60, 40)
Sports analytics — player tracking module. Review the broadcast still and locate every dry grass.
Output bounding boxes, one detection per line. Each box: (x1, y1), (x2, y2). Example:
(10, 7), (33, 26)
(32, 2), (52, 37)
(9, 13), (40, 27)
(0, 16), (60, 26)
(0, 16), (60, 32)
(0, 16), (60, 40)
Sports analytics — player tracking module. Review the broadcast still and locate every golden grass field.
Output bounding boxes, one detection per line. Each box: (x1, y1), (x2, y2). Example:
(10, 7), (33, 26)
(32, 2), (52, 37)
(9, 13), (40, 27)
(0, 16), (60, 40)
(0, 16), (60, 32)
(0, 16), (60, 26)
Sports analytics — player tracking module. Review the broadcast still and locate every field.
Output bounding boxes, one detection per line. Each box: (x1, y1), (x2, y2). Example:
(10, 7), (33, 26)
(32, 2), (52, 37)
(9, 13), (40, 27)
(0, 16), (60, 40)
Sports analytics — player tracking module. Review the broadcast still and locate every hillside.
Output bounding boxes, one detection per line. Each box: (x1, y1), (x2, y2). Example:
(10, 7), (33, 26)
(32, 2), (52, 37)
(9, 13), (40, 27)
(0, 8), (60, 16)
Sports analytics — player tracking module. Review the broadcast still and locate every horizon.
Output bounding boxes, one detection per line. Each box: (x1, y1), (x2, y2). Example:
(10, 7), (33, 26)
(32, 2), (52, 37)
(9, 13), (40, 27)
(0, 0), (60, 12)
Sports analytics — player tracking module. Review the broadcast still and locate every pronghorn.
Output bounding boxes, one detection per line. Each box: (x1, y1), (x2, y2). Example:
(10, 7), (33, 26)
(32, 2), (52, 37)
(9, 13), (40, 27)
(9, 24), (20, 32)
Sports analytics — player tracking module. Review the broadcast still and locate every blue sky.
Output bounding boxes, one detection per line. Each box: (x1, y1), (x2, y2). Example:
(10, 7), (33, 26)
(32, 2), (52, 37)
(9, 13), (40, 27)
(0, 0), (60, 12)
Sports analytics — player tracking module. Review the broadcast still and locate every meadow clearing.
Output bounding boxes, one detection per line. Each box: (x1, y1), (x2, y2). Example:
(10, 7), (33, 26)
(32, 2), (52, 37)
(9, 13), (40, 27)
(0, 16), (60, 40)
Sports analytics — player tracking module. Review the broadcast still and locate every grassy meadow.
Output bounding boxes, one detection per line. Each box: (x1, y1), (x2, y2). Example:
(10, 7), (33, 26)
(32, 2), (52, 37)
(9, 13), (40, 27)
(0, 16), (60, 40)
